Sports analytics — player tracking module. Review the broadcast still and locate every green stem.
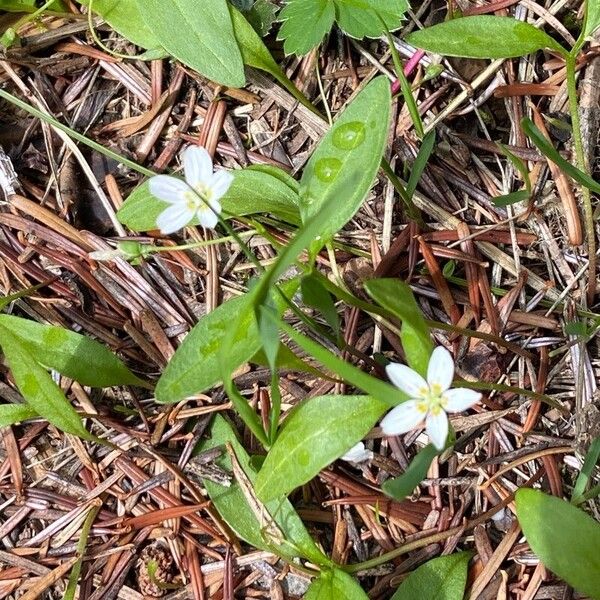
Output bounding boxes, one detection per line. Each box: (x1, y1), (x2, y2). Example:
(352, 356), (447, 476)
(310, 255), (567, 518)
(380, 158), (423, 224)
(565, 53), (596, 303)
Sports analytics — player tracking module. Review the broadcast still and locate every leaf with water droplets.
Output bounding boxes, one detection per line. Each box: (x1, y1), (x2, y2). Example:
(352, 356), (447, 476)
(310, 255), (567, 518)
(255, 395), (386, 502)
(299, 76), (391, 250)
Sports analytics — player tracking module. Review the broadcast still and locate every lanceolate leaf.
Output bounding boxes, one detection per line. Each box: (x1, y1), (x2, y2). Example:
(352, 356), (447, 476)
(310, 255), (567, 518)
(134, 0), (245, 87)
(391, 552), (471, 600)
(300, 76), (391, 248)
(198, 415), (330, 566)
(0, 324), (90, 438)
(516, 488), (600, 600)
(0, 404), (37, 427)
(117, 168), (301, 231)
(364, 279), (433, 377)
(305, 568), (368, 600)
(80, 0), (162, 50)
(406, 16), (567, 59)
(255, 395), (387, 501)
(0, 315), (145, 388)
(382, 444), (438, 501)
(585, 0), (600, 38)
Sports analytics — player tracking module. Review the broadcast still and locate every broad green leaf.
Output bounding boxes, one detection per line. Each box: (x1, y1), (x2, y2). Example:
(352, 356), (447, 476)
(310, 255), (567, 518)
(0, 324), (90, 438)
(0, 404), (37, 427)
(493, 190), (530, 207)
(406, 16), (566, 59)
(301, 275), (340, 336)
(572, 437), (600, 504)
(300, 77), (391, 249)
(391, 552), (471, 600)
(522, 117), (600, 194)
(585, 0), (600, 38)
(198, 414), (330, 565)
(0, 0), (36, 11)
(516, 488), (600, 600)
(0, 314), (145, 388)
(157, 280), (298, 403)
(230, 6), (315, 111)
(278, 0), (335, 55)
(305, 568), (368, 600)
(117, 168), (300, 231)
(255, 395), (386, 501)
(247, 164), (299, 194)
(363, 279), (433, 377)
(79, 0), (162, 50)
(335, 0), (408, 39)
(134, 0), (245, 88)
(382, 444), (438, 501)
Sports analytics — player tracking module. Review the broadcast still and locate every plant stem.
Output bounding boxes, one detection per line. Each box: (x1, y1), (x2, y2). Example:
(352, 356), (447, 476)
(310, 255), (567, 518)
(565, 53), (596, 303)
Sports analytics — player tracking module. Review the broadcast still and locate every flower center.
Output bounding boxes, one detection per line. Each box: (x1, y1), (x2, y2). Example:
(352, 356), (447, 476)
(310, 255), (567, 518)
(184, 185), (211, 213)
(418, 385), (447, 414)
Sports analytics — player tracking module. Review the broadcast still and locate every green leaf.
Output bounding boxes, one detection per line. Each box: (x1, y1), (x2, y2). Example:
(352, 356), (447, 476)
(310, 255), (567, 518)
(406, 131), (435, 198)
(522, 117), (600, 194)
(515, 488), (600, 600)
(391, 552), (471, 600)
(572, 437), (600, 504)
(246, 0), (279, 36)
(79, 0), (163, 50)
(335, 0), (408, 39)
(363, 278), (433, 377)
(493, 190), (530, 207)
(300, 76), (391, 248)
(0, 404), (37, 427)
(134, 0), (245, 87)
(499, 143), (532, 192)
(0, 314), (145, 388)
(117, 168), (301, 231)
(255, 395), (386, 501)
(278, 0), (335, 55)
(585, 0), (600, 38)
(198, 414), (330, 565)
(382, 444), (438, 501)
(230, 6), (315, 111)
(301, 274), (340, 336)
(406, 16), (567, 59)
(0, 324), (90, 438)
(306, 568), (368, 600)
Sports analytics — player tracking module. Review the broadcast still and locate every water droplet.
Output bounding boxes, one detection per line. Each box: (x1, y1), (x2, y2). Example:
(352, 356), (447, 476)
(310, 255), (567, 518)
(314, 158), (342, 182)
(297, 449), (310, 466)
(332, 121), (366, 150)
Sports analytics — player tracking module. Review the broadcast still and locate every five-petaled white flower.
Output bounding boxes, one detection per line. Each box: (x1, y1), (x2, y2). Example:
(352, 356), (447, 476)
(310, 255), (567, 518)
(149, 146), (233, 234)
(341, 442), (373, 464)
(380, 346), (481, 451)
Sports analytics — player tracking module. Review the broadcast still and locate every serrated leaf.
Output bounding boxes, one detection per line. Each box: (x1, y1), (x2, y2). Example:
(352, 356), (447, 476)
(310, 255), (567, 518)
(300, 76), (391, 249)
(0, 404), (37, 427)
(278, 0), (335, 55)
(198, 414), (330, 565)
(406, 16), (566, 59)
(0, 324), (90, 438)
(79, 0), (162, 50)
(363, 278), (433, 377)
(246, 0), (279, 36)
(117, 168), (300, 231)
(382, 444), (437, 501)
(305, 568), (368, 600)
(0, 314), (145, 388)
(255, 395), (386, 501)
(334, 0), (408, 39)
(516, 488), (600, 600)
(134, 0), (245, 87)
(391, 552), (471, 600)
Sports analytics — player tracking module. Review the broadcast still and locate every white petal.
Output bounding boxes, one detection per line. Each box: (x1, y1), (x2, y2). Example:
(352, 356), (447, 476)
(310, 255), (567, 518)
(88, 249), (121, 261)
(426, 411), (449, 451)
(444, 388), (481, 413)
(209, 169), (234, 200)
(380, 400), (425, 436)
(183, 146), (212, 188)
(385, 362), (428, 397)
(341, 442), (373, 463)
(149, 175), (188, 204)
(156, 204), (195, 234)
(427, 346), (454, 391)
(197, 201), (220, 229)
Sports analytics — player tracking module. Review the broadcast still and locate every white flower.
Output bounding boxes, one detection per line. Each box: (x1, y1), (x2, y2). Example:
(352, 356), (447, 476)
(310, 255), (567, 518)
(341, 442), (373, 463)
(380, 346), (481, 451)
(149, 146), (233, 234)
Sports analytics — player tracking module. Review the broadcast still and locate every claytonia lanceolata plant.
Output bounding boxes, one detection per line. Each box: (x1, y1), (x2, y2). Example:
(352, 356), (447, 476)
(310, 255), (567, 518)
(381, 346), (481, 450)
(149, 146), (233, 234)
